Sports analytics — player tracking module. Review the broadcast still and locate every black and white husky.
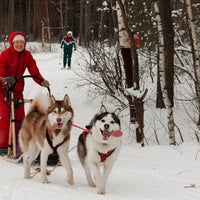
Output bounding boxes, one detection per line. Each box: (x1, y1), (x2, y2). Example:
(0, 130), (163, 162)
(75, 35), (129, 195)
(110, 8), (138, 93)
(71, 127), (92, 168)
(77, 104), (122, 194)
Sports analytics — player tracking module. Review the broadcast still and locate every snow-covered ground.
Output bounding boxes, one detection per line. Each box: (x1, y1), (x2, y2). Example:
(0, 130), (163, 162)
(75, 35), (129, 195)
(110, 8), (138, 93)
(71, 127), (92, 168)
(0, 43), (200, 200)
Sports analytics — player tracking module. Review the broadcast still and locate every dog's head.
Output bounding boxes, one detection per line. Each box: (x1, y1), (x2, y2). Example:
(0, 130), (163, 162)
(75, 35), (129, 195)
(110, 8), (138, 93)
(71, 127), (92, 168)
(91, 104), (122, 143)
(47, 95), (73, 132)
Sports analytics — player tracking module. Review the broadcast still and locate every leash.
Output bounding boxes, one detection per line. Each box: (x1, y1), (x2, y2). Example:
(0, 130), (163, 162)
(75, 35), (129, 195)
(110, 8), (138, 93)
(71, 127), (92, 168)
(71, 123), (90, 132)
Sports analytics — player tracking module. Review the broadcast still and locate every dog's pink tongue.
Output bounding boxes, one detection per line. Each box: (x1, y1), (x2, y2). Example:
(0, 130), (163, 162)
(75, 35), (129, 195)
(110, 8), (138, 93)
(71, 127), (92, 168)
(110, 130), (123, 137)
(51, 123), (57, 131)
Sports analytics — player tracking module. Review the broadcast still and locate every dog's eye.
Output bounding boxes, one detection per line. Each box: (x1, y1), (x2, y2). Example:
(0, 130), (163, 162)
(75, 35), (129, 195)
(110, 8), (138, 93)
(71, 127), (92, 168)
(110, 121), (114, 124)
(61, 108), (65, 113)
(101, 119), (105, 123)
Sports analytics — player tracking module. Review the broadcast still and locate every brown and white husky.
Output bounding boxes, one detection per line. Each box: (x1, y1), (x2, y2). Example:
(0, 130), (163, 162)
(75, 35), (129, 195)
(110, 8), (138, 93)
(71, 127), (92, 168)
(77, 104), (123, 194)
(19, 94), (74, 185)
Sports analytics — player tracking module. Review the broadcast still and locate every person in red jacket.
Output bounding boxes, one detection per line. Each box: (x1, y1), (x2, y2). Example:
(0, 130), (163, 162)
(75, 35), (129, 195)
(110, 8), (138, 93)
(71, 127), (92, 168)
(0, 31), (50, 156)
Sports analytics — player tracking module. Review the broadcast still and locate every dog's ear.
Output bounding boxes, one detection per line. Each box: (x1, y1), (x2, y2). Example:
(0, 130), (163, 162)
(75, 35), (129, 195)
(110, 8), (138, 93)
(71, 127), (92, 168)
(63, 94), (71, 106)
(113, 108), (121, 116)
(99, 104), (120, 116)
(50, 95), (56, 104)
(99, 104), (107, 114)
(47, 95), (56, 112)
(85, 125), (92, 130)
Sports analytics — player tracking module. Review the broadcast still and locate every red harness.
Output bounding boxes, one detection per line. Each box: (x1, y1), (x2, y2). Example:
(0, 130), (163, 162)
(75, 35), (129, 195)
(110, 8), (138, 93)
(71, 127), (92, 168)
(98, 149), (115, 162)
(82, 131), (115, 162)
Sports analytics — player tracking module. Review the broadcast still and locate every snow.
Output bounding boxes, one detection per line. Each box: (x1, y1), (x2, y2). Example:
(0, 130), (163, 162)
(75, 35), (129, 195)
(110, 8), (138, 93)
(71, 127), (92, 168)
(1, 43), (200, 199)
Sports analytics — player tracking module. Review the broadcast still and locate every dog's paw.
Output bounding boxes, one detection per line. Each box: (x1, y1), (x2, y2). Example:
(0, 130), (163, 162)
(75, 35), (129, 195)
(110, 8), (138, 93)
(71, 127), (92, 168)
(89, 182), (96, 187)
(42, 178), (50, 184)
(67, 179), (74, 185)
(67, 175), (74, 185)
(24, 172), (31, 179)
(42, 180), (51, 184)
(98, 190), (105, 195)
(24, 175), (31, 179)
(97, 185), (106, 195)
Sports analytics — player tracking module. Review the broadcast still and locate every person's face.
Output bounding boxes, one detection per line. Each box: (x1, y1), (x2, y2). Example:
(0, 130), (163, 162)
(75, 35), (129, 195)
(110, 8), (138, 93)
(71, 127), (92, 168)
(67, 34), (72, 37)
(13, 40), (25, 52)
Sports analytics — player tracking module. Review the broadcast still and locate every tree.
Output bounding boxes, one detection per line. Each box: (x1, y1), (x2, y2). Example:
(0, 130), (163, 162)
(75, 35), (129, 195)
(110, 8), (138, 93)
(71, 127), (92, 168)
(185, 0), (200, 126)
(154, 0), (175, 145)
(156, 0), (174, 108)
(116, 0), (147, 144)
(8, 0), (14, 34)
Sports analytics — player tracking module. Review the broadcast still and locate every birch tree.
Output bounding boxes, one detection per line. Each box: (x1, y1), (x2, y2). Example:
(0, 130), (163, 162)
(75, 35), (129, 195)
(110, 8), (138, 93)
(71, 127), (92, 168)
(116, 0), (146, 144)
(154, 0), (176, 145)
(116, 0), (139, 89)
(185, 0), (200, 126)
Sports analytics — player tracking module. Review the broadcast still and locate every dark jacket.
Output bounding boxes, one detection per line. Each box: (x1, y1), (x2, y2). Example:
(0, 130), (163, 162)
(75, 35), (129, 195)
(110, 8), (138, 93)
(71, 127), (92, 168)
(61, 36), (77, 54)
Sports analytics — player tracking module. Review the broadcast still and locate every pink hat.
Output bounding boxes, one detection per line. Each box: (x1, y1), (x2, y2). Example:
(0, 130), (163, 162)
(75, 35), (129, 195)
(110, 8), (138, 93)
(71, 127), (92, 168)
(12, 34), (25, 43)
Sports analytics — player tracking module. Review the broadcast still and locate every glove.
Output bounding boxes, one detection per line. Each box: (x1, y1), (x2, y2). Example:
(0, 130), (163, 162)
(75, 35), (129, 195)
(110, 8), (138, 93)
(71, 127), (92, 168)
(1, 76), (18, 89)
(41, 80), (50, 87)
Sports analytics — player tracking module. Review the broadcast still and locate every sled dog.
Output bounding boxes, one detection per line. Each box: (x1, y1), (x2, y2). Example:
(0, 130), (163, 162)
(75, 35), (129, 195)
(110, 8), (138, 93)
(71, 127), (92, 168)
(19, 94), (74, 185)
(77, 104), (123, 194)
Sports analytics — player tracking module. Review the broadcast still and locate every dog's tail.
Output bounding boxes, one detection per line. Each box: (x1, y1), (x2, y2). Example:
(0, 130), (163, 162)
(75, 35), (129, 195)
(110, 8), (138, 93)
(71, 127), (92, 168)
(27, 93), (50, 114)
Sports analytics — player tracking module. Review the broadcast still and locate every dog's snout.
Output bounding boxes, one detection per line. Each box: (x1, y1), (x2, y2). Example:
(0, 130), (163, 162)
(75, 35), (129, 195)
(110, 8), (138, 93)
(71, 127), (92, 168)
(57, 117), (62, 123)
(104, 123), (109, 130)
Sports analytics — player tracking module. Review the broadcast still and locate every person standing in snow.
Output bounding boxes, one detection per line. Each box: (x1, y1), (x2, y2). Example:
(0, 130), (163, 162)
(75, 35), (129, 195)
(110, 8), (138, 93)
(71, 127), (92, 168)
(60, 31), (77, 69)
(0, 31), (50, 156)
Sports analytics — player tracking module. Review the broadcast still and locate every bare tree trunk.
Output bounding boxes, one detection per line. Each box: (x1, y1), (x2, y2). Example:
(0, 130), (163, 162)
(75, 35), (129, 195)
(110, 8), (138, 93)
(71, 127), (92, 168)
(98, 4), (104, 43)
(156, 65), (165, 108)
(84, 1), (91, 46)
(156, 0), (174, 108)
(65, 0), (69, 31)
(154, 0), (176, 145)
(26, 0), (31, 36)
(110, 0), (119, 44)
(185, 0), (200, 126)
(116, 0), (146, 145)
(79, 0), (84, 45)
(45, 0), (51, 51)
(60, 0), (64, 36)
(8, 0), (14, 33)
(116, 0), (139, 89)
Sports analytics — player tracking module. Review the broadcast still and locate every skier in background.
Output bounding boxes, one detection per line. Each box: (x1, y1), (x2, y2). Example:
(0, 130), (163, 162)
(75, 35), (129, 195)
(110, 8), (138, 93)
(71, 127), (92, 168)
(60, 31), (77, 70)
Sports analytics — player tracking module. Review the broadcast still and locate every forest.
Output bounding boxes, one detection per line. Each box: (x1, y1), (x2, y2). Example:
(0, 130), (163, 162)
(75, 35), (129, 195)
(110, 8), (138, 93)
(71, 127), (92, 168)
(0, 0), (200, 145)
(0, 0), (199, 45)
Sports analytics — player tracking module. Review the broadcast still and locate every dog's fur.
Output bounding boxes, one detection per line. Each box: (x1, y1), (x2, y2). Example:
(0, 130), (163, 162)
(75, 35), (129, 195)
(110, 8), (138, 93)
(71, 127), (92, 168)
(77, 104), (121, 194)
(19, 94), (74, 185)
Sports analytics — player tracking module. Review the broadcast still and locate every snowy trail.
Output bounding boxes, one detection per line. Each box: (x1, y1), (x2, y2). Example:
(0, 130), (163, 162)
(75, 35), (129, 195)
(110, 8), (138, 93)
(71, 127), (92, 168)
(0, 44), (200, 199)
(1, 144), (200, 200)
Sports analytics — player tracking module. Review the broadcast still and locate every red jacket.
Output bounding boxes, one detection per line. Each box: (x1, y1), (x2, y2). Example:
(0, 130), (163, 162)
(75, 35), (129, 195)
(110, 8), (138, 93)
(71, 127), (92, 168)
(0, 31), (44, 94)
